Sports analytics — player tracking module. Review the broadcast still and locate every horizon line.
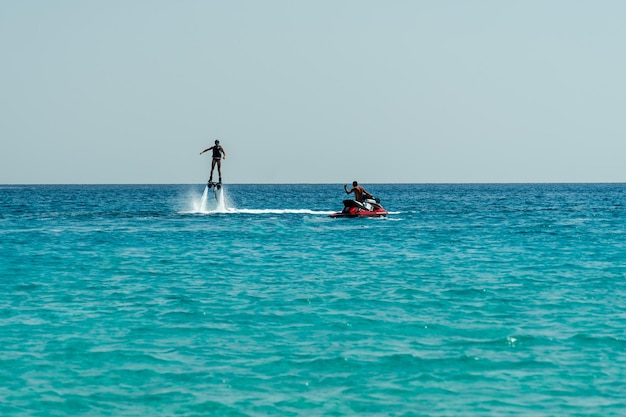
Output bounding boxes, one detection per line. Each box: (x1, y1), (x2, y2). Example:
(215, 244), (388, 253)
(2, 181), (626, 186)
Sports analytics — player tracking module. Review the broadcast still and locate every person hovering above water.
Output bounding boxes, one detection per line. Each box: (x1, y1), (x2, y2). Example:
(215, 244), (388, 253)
(200, 139), (226, 183)
(344, 181), (373, 203)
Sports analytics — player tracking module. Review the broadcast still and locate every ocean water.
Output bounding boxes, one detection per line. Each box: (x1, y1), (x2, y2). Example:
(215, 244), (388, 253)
(1, 183), (626, 416)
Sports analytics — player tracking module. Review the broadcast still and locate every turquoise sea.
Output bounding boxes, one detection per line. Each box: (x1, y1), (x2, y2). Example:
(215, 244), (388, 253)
(1, 183), (626, 416)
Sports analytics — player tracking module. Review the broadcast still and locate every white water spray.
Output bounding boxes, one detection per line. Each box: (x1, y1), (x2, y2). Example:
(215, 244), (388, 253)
(215, 187), (226, 212)
(189, 185), (232, 214)
(199, 186), (209, 212)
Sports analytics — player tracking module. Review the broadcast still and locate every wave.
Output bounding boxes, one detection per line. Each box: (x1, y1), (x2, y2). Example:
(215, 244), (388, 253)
(184, 207), (334, 215)
(235, 208), (334, 215)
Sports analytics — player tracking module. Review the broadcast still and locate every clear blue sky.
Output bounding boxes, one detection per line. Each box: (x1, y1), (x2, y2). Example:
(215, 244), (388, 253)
(2, 1), (625, 184)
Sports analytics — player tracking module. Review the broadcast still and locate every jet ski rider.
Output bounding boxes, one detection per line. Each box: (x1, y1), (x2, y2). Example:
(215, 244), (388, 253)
(344, 181), (374, 209)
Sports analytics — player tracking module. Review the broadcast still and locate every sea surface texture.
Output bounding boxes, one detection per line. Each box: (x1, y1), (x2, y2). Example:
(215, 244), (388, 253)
(1, 183), (626, 416)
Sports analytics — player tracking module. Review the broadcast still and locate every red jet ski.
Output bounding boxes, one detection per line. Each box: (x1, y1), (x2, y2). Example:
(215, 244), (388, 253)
(329, 198), (388, 218)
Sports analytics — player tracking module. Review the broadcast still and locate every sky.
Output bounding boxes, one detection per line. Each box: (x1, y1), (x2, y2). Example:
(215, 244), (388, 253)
(1, 1), (625, 184)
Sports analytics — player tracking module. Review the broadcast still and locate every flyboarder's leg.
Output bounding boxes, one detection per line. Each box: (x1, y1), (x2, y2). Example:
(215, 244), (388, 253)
(209, 159), (217, 183)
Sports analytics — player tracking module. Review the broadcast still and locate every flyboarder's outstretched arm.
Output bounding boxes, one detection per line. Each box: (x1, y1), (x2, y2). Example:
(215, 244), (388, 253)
(200, 146), (214, 155)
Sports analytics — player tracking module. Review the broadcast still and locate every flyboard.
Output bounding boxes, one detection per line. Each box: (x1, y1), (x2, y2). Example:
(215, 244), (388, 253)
(198, 179), (226, 213)
(206, 181), (222, 200)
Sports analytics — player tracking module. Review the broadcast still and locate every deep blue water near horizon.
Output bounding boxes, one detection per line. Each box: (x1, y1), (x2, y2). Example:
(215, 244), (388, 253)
(2, 183), (626, 416)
